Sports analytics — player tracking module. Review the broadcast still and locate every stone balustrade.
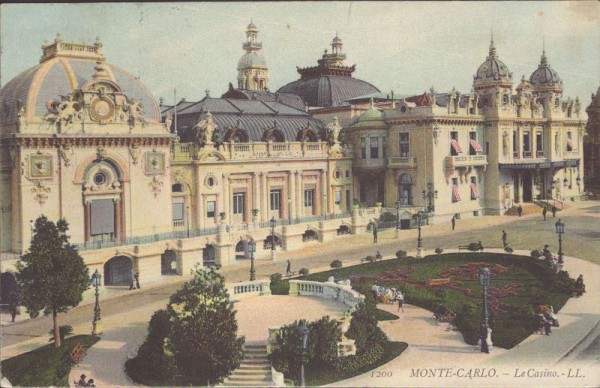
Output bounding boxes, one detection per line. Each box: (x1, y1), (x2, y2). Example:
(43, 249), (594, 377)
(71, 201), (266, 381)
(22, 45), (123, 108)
(288, 280), (365, 309)
(228, 279), (271, 300)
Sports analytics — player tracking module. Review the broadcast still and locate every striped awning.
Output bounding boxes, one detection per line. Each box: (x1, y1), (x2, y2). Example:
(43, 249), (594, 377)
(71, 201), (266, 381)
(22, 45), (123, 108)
(451, 139), (463, 153)
(470, 183), (480, 199)
(452, 185), (461, 202)
(469, 139), (482, 152)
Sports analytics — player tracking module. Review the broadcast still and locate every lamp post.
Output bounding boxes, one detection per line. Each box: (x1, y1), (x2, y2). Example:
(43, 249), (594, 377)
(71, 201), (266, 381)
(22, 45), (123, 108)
(300, 323), (310, 387)
(555, 218), (565, 268)
(478, 267), (491, 353)
(270, 216), (277, 261)
(413, 210), (427, 258)
(422, 183), (438, 212)
(248, 239), (256, 281)
(91, 269), (102, 336)
(395, 200), (401, 239)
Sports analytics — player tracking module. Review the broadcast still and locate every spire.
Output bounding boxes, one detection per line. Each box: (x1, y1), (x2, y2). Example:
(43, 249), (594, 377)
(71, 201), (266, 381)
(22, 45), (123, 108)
(488, 31), (497, 59)
(540, 45), (549, 67)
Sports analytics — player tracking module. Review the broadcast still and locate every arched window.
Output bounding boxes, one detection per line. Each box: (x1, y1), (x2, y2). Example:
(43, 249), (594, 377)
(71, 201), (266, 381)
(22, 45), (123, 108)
(226, 128), (249, 143)
(398, 174), (413, 206)
(263, 128), (285, 142)
(172, 184), (183, 192)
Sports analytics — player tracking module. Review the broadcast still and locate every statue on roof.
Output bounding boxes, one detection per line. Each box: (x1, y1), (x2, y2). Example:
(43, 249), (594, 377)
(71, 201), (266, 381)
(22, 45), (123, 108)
(327, 116), (341, 146)
(164, 113), (173, 133)
(125, 98), (147, 128)
(193, 111), (217, 147)
(17, 106), (27, 132)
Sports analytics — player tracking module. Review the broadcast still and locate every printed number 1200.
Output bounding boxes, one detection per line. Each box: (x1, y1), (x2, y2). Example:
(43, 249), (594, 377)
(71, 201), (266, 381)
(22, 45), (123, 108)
(371, 371), (393, 378)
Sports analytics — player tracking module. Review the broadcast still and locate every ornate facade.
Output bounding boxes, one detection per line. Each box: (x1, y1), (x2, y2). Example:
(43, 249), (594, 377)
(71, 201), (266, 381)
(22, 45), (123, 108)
(584, 87), (600, 192)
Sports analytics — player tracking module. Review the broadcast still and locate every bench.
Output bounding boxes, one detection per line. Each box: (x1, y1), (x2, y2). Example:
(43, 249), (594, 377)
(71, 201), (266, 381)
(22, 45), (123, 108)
(70, 342), (86, 364)
(458, 246), (471, 251)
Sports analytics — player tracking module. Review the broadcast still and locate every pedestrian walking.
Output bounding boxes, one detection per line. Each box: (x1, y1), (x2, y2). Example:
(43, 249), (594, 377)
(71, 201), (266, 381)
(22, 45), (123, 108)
(129, 270), (137, 290)
(517, 205), (523, 217)
(286, 260), (291, 275)
(134, 270), (140, 289)
(9, 302), (17, 323)
(372, 225), (378, 243)
(542, 207), (547, 220)
(451, 215), (456, 231)
(502, 230), (507, 248)
(396, 291), (404, 312)
(551, 205), (557, 218)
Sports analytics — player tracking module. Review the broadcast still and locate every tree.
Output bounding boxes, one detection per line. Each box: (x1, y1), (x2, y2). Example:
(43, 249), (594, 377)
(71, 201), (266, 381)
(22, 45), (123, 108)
(16, 216), (89, 348)
(166, 264), (244, 385)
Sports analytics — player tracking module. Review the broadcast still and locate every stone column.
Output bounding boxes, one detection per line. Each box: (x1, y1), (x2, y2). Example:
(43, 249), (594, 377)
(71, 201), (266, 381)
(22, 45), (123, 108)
(288, 171), (295, 221)
(321, 169), (328, 216)
(261, 173), (268, 223)
(195, 168), (203, 229)
(296, 170), (303, 218)
(315, 173), (322, 216)
(84, 201), (91, 242)
(114, 198), (121, 242)
(222, 174), (229, 222)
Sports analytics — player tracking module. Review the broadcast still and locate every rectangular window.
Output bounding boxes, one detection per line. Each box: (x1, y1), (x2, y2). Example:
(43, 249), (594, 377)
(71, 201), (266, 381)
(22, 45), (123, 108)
(450, 132), (462, 155)
(304, 189), (314, 207)
(536, 131), (544, 156)
(470, 176), (480, 200)
(91, 199), (115, 237)
(172, 202), (184, 221)
(382, 137), (387, 159)
(335, 190), (342, 205)
(346, 189), (351, 211)
(513, 131), (518, 157)
(451, 178), (461, 202)
(206, 201), (215, 218)
(233, 193), (245, 215)
(370, 137), (379, 159)
(360, 138), (367, 159)
(345, 170), (350, 178)
(270, 190), (281, 211)
(523, 131), (531, 154)
(399, 133), (409, 157)
(469, 132), (482, 155)
(566, 132), (573, 151)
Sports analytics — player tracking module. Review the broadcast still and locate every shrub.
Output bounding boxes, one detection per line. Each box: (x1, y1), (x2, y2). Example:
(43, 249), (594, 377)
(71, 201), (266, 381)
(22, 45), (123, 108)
(270, 273), (282, 282)
(379, 212), (398, 222)
(299, 268), (310, 276)
(395, 250), (407, 260)
(530, 250), (543, 259)
(364, 255), (375, 263)
(504, 246), (514, 254)
(467, 242), (484, 251)
(435, 247), (444, 255)
(434, 289), (447, 301)
(48, 325), (73, 343)
(270, 273), (289, 295)
(330, 260), (343, 269)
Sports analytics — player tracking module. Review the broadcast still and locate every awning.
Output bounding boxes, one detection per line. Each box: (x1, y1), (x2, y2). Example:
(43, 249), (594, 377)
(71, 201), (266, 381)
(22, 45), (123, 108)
(469, 139), (482, 152)
(470, 183), (480, 199)
(499, 159), (580, 170)
(452, 185), (461, 202)
(451, 139), (463, 154)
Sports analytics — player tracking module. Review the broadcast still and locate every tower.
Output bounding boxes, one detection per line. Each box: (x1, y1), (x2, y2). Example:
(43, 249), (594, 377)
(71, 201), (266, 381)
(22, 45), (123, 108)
(237, 20), (269, 91)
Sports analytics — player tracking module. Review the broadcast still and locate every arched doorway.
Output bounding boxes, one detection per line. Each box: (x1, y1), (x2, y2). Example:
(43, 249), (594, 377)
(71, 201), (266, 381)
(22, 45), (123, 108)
(398, 174), (413, 206)
(235, 240), (248, 260)
(104, 256), (133, 286)
(203, 245), (216, 266)
(1, 272), (19, 311)
(161, 250), (177, 275)
(263, 235), (282, 250)
(302, 229), (319, 242)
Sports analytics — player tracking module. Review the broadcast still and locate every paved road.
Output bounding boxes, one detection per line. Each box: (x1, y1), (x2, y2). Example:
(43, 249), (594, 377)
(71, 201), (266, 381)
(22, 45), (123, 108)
(2, 201), (599, 353)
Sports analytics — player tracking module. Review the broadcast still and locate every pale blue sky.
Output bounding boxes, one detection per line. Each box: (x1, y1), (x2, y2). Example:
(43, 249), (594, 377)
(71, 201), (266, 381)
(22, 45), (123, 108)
(2, 2), (599, 112)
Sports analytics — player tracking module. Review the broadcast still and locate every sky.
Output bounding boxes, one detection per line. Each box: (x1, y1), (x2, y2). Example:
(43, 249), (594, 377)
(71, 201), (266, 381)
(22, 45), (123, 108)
(1, 2), (599, 114)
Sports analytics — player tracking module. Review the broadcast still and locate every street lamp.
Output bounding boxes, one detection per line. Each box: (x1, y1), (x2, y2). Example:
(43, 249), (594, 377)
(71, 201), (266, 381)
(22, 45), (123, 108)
(91, 269), (102, 336)
(300, 323), (310, 387)
(413, 210), (427, 258)
(395, 200), (401, 239)
(248, 239), (256, 281)
(478, 267), (491, 353)
(270, 216), (277, 261)
(555, 218), (565, 266)
(422, 183), (438, 212)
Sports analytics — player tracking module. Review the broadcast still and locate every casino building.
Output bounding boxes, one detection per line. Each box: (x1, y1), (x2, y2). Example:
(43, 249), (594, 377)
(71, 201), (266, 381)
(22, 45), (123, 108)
(0, 24), (587, 293)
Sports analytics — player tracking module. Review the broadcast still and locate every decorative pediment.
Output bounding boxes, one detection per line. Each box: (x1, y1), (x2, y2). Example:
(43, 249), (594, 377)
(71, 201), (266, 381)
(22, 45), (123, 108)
(197, 150), (226, 162)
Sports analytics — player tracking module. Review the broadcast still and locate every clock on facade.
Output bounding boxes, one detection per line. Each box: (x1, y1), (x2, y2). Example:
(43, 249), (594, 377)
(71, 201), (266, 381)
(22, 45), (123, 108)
(91, 98), (114, 123)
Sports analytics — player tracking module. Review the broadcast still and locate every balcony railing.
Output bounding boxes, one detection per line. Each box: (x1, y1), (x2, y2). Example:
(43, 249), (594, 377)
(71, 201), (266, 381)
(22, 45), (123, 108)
(387, 156), (417, 168)
(445, 155), (488, 168)
(523, 151), (532, 158)
(355, 159), (386, 168)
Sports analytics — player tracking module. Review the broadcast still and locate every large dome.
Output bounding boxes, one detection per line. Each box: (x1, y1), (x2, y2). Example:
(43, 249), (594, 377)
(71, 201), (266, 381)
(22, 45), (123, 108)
(237, 52), (267, 71)
(0, 40), (160, 128)
(529, 51), (562, 91)
(278, 76), (380, 108)
(473, 39), (512, 85)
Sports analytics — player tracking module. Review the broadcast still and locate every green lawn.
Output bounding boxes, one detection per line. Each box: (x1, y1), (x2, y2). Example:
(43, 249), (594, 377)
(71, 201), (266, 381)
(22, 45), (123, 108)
(1, 335), (100, 387)
(301, 253), (573, 349)
(306, 341), (407, 386)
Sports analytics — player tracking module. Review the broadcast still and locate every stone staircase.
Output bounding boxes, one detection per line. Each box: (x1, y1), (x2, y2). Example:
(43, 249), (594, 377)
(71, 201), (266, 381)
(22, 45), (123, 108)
(505, 202), (541, 216)
(222, 344), (272, 387)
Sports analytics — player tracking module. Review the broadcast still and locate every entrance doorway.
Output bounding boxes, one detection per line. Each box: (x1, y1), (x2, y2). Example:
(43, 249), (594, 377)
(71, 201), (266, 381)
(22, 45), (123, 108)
(203, 245), (216, 266)
(104, 256), (133, 286)
(513, 175), (520, 203)
(523, 172), (533, 202)
(161, 250), (177, 275)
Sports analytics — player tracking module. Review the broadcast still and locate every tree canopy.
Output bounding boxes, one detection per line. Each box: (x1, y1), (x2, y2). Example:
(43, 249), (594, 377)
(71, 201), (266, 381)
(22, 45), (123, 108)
(16, 216), (89, 347)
